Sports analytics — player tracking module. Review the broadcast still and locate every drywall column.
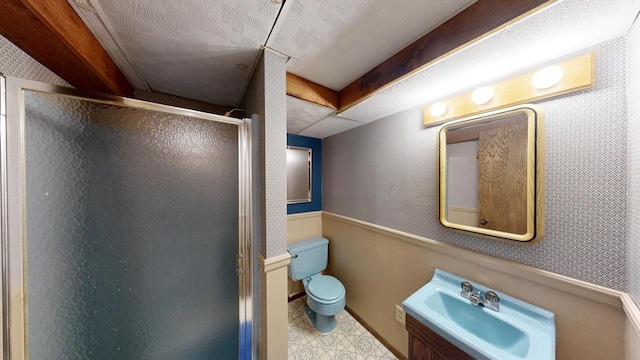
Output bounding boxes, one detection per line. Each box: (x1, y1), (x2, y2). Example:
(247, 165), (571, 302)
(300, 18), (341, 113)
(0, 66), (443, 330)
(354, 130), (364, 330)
(242, 47), (288, 359)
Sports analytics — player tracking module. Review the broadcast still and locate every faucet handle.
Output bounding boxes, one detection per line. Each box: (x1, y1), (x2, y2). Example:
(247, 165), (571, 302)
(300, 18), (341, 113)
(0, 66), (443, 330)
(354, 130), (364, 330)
(484, 291), (500, 311)
(485, 291), (500, 303)
(460, 281), (473, 297)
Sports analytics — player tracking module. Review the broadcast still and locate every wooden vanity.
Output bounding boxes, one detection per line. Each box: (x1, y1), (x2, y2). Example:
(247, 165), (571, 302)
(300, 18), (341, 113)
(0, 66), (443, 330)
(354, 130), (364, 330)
(406, 314), (474, 360)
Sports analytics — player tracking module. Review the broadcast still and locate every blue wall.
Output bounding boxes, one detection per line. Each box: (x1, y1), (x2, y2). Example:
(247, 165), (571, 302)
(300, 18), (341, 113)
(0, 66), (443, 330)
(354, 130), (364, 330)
(287, 134), (321, 214)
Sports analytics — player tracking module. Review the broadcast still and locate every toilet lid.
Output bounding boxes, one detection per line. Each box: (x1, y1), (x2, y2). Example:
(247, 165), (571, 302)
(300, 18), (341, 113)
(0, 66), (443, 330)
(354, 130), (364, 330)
(307, 275), (345, 302)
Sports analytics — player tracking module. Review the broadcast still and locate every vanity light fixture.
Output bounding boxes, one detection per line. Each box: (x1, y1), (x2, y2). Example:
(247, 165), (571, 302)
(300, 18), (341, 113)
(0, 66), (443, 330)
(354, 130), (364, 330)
(429, 102), (447, 117)
(423, 52), (594, 127)
(471, 87), (494, 105)
(531, 65), (564, 89)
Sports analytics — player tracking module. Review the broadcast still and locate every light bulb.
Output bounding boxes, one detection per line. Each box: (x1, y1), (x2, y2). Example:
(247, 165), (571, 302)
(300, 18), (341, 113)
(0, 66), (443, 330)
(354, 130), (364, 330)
(430, 102), (447, 117)
(471, 87), (494, 105)
(531, 65), (564, 89)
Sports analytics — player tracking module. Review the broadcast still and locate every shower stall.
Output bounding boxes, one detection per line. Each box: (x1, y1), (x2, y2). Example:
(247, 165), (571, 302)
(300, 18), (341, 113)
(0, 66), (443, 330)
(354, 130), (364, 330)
(0, 77), (254, 359)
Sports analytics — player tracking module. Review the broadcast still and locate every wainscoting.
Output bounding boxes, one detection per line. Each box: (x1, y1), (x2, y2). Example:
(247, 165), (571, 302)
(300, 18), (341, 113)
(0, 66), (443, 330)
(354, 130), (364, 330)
(322, 212), (632, 359)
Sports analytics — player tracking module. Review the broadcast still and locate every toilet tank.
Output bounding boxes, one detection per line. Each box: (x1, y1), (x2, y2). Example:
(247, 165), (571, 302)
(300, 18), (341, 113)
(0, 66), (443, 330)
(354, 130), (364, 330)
(287, 237), (329, 281)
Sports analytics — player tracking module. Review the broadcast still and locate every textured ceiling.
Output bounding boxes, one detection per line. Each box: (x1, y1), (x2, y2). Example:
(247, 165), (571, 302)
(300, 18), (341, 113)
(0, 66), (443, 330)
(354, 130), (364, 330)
(70, 0), (477, 105)
(69, 0), (280, 106)
(287, 95), (364, 138)
(298, 115), (364, 139)
(339, 0), (640, 123)
(269, 0), (475, 90)
(286, 96), (334, 133)
(68, 0), (640, 139)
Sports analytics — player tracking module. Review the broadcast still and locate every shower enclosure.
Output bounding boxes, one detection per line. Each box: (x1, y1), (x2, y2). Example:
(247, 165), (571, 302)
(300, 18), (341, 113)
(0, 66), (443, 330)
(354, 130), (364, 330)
(0, 77), (254, 359)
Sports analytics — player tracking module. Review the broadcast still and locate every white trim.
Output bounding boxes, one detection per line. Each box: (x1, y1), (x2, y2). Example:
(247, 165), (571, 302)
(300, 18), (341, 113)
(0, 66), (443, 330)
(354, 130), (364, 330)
(622, 294), (640, 338)
(322, 211), (623, 308)
(259, 253), (291, 273)
(287, 211), (322, 221)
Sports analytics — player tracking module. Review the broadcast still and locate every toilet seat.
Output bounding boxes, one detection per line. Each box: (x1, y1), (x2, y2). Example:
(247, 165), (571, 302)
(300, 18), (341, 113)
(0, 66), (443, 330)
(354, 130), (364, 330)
(306, 275), (345, 304)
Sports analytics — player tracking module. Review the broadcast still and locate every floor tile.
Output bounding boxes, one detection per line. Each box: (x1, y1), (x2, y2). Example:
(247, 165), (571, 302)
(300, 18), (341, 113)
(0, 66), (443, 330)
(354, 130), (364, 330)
(287, 297), (398, 360)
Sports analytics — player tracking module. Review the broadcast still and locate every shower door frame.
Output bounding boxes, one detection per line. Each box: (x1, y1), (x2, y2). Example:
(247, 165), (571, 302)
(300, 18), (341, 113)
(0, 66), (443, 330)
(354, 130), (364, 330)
(0, 76), (255, 360)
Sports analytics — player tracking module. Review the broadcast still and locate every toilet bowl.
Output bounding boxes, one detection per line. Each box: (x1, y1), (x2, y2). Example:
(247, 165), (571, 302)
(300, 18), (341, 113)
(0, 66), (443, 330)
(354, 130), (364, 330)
(288, 237), (346, 334)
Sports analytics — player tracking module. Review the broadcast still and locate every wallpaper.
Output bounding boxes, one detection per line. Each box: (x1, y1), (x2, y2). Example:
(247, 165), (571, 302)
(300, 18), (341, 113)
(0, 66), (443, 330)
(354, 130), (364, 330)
(627, 18), (640, 305)
(242, 49), (288, 258)
(262, 49), (288, 258)
(0, 35), (69, 86)
(323, 39), (628, 290)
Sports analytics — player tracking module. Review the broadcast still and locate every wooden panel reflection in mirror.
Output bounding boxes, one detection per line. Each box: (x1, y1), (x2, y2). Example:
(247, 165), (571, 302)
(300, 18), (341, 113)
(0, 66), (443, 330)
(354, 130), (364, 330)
(438, 105), (545, 244)
(477, 118), (527, 234)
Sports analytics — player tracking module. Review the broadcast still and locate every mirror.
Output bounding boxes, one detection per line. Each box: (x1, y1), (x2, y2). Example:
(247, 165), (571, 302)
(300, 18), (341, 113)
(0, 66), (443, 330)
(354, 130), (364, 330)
(287, 146), (312, 204)
(438, 105), (545, 243)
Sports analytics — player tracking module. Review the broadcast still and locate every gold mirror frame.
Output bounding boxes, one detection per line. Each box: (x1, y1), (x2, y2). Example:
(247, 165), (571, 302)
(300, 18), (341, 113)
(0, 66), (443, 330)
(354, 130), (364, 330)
(437, 104), (545, 244)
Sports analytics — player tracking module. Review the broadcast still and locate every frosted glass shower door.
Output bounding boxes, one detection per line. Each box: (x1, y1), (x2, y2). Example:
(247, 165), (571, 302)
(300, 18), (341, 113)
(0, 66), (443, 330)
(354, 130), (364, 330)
(2, 78), (252, 360)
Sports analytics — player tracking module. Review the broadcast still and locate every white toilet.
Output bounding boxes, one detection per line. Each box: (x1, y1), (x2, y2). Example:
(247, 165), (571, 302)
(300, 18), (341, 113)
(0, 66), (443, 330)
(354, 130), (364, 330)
(288, 237), (346, 334)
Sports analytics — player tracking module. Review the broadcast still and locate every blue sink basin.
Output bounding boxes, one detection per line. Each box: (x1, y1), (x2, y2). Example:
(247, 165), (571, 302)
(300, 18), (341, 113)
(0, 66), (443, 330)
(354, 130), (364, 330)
(403, 269), (555, 360)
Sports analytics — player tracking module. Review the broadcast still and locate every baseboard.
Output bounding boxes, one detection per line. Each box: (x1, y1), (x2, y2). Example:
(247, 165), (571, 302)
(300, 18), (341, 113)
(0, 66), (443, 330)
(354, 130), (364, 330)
(288, 291), (305, 303)
(622, 293), (640, 336)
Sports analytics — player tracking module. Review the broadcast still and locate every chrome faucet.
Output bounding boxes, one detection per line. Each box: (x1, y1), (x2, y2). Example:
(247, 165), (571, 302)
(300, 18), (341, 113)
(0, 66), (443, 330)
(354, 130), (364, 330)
(460, 281), (500, 312)
(470, 290), (483, 306)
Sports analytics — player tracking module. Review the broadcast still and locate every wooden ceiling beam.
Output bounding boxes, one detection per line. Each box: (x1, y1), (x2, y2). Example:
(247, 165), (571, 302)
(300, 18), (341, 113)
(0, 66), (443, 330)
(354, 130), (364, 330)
(0, 0), (133, 96)
(338, 0), (552, 111)
(286, 72), (339, 110)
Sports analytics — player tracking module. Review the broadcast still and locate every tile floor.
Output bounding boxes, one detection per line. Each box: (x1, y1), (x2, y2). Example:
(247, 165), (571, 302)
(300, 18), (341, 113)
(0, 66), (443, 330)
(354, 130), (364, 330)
(288, 297), (398, 360)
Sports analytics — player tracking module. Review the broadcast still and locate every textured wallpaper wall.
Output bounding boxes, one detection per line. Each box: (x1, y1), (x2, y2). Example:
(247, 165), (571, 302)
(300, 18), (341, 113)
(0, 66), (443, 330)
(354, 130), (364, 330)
(262, 49), (288, 258)
(323, 39), (628, 291)
(0, 35), (69, 86)
(627, 19), (640, 305)
(241, 49), (288, 258)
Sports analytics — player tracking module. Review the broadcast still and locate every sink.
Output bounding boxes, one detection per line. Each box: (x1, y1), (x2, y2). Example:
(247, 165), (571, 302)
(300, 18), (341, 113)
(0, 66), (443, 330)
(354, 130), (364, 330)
(403, 269), (555, 360)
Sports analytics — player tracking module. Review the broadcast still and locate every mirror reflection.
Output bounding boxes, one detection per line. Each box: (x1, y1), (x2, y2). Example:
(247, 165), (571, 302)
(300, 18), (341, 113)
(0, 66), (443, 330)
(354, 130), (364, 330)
(287, 146), (312, 204)
(438, 105), (544, 243)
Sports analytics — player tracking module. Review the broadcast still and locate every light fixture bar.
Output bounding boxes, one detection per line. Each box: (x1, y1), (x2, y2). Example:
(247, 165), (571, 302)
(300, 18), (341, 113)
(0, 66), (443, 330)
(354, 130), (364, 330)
(423, 52), (594, 127)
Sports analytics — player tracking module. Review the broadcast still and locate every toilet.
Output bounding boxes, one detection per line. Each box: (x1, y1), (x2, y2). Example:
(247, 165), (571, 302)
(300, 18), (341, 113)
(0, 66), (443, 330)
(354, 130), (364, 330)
(288, 237), (346, 334)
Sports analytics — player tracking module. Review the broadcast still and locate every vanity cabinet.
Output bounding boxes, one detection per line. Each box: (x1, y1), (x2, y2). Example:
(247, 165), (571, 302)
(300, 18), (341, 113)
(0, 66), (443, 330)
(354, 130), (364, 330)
(406, 314), (474, 360)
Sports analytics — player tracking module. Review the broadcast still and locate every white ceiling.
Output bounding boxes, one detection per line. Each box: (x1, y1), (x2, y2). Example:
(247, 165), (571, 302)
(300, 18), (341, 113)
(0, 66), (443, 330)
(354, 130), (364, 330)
(69, 0), (640, 139)
(286, 96), (334, 133)
(286, 95), (364, 138)
(339, 0), (640, 124)
(269, 0), (475, 90)
(69, 0), (280, 106)
(68, 0), (477, 135)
